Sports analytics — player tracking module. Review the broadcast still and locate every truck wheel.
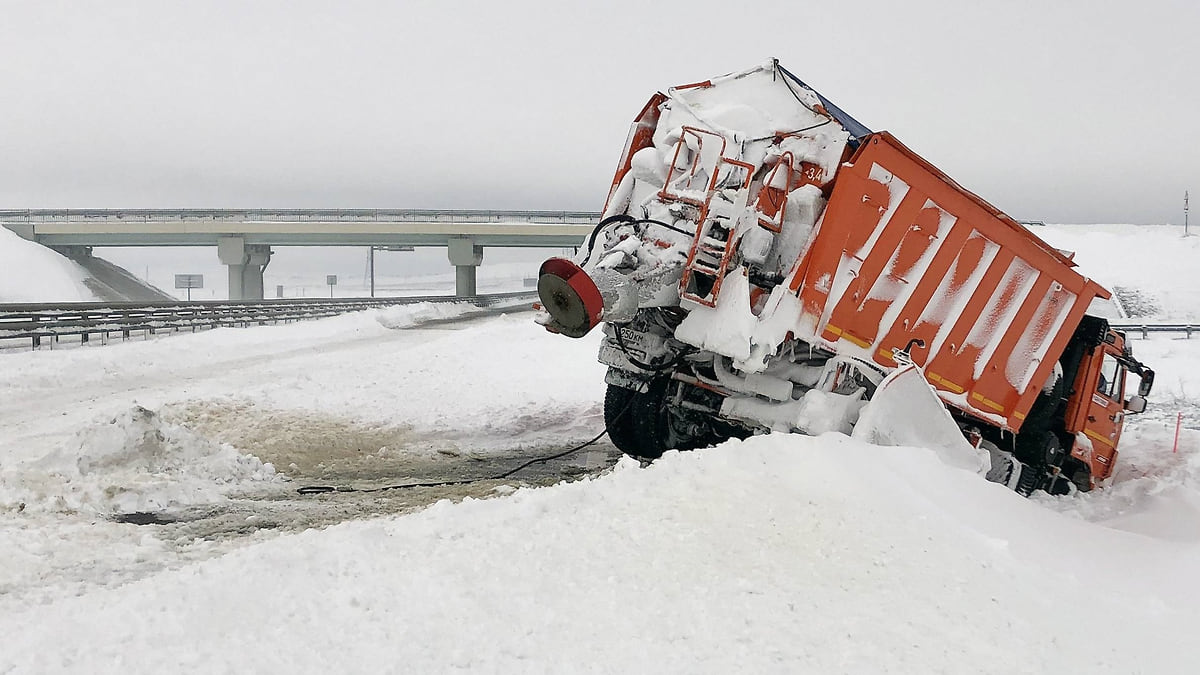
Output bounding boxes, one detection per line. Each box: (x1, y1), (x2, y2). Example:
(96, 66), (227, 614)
(628, 379), (674, 460)
(1014, 431), (1067, 496)
(605, 380), (739, 461)
(1023, 372), (1065, 435)
(604, 384), (644, 457)
(604, 381), (673, 460)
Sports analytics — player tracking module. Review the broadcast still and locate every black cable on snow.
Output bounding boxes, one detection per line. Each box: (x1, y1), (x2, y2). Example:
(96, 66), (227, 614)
(296, 395), (639, 495)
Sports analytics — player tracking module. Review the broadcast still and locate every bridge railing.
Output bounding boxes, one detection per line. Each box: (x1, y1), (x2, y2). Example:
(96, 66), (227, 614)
(0, 209), (602, 225)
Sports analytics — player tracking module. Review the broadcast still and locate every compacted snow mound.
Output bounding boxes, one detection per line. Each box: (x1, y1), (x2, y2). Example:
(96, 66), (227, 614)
(3, 436), (1200, 672)
(0, 226), (101, 302)
(375, 301), (488, 329)
(4, 406), (280, 515)
(375, 297), (537, 330)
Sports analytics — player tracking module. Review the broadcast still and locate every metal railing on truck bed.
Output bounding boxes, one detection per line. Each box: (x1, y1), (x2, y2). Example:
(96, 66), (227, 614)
(0, 292), (537, 351)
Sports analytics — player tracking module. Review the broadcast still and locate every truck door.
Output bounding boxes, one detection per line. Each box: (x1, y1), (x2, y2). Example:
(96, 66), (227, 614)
(1078, 346), (1127, 481)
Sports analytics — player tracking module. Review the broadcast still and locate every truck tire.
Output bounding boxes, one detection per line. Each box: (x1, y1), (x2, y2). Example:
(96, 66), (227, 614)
(604, 384), (643, 457)
(605, 380), (743, 461)
(627, 379), (673, 460)
(1014, 373), (1066, 472)
(1014, 430), (1067, 496)
(1023, 372), (1065, 437)
(604, 381), (673, 460)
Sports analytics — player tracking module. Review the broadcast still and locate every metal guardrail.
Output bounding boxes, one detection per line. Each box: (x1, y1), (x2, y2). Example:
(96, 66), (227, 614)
(0, 208), (602, 225)
(0, 292), (537, 351)
(1111, 324), (1196, 338)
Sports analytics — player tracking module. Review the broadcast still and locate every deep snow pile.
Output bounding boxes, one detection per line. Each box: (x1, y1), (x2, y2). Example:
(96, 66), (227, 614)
(15, 406), (280, 516)
(3, 428), (1200, 672)
(0, 227), (100, 302)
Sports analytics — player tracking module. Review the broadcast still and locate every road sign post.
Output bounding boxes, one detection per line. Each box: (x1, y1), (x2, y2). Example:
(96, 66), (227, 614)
(326, 275), (338, 298)
(174, 274), (204, 301)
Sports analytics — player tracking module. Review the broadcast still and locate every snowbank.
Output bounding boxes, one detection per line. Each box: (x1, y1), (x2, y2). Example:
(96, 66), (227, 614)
(0, 227), (100, 302)
(7, 406), (279, 516)
(3, 435), (1200, 672)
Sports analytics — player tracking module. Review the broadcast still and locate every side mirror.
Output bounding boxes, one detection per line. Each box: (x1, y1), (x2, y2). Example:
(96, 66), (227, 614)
(1125, 395), (1147, 414)
(1138, 369), (1155, 397)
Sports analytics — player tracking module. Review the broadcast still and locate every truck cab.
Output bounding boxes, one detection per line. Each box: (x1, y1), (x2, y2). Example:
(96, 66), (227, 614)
(1060, 320), (1154, 487)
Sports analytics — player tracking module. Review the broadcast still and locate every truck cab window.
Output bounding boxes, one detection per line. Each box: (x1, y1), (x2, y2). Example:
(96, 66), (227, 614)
(1097, 354), (1122, 399)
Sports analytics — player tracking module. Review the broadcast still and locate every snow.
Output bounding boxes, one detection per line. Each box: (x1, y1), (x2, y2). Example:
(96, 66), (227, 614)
(0, 227), (101, 302)
(1035, 223), (1200, 320)
(674, 267), (756, 360)
(17, 406), (280, 516)
(2, 223), (1200, 672)
(854, 364), (989, 473)
(964, 256), (1038, 381)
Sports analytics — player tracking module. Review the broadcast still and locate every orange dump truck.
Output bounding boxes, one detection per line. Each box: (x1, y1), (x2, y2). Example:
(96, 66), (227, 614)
(536, 60), (1153, 494)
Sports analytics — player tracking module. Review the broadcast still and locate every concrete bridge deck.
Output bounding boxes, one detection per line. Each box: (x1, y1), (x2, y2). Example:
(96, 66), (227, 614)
(1, 209), (600, 299)
(0, 209), (598, 247)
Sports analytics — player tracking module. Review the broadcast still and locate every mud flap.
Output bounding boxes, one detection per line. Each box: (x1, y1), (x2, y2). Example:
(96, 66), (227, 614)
(851, 364), (989, 474)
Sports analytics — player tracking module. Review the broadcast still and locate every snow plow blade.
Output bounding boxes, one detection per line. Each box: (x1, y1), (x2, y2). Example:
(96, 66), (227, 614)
(853, 364), (988, 474)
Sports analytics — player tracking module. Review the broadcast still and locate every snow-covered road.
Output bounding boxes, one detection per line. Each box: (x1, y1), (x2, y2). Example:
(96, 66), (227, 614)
(0, 304), (615, 613)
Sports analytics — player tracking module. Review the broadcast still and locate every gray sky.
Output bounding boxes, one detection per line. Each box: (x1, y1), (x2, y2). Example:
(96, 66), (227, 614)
(1, 0), (1196, 224)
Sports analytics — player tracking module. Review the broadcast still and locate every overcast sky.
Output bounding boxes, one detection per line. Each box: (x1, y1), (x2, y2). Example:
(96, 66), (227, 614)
(1, 0), (1196, 224)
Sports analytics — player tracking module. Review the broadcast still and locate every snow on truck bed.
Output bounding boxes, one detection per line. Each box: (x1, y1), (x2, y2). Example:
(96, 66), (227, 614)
(0, 224), (1199, 671)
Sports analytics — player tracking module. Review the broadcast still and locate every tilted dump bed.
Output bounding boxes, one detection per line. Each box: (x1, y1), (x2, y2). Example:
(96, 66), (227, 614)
(788, 131), (1110, 430)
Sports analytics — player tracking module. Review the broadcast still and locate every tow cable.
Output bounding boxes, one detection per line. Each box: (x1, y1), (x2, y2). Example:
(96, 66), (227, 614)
(296, 421), (618, 495)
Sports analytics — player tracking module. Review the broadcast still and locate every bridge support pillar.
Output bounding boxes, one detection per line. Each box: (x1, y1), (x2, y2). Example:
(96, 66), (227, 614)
(447, 236), (484, 297)
(218, 237), (272, 301)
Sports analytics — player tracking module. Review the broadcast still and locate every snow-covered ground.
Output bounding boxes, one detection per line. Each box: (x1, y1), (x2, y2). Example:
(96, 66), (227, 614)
(1037, 223), (1200, 321)
(0, 227), (101, 303)
(1, 224), (1199, 672)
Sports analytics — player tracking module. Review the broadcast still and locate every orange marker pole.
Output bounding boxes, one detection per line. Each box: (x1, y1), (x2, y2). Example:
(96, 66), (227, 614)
(1174, 412), (1183, 454)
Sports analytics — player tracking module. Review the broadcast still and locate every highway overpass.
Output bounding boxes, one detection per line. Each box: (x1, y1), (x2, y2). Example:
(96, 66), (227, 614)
(1, 209), (599, 299)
